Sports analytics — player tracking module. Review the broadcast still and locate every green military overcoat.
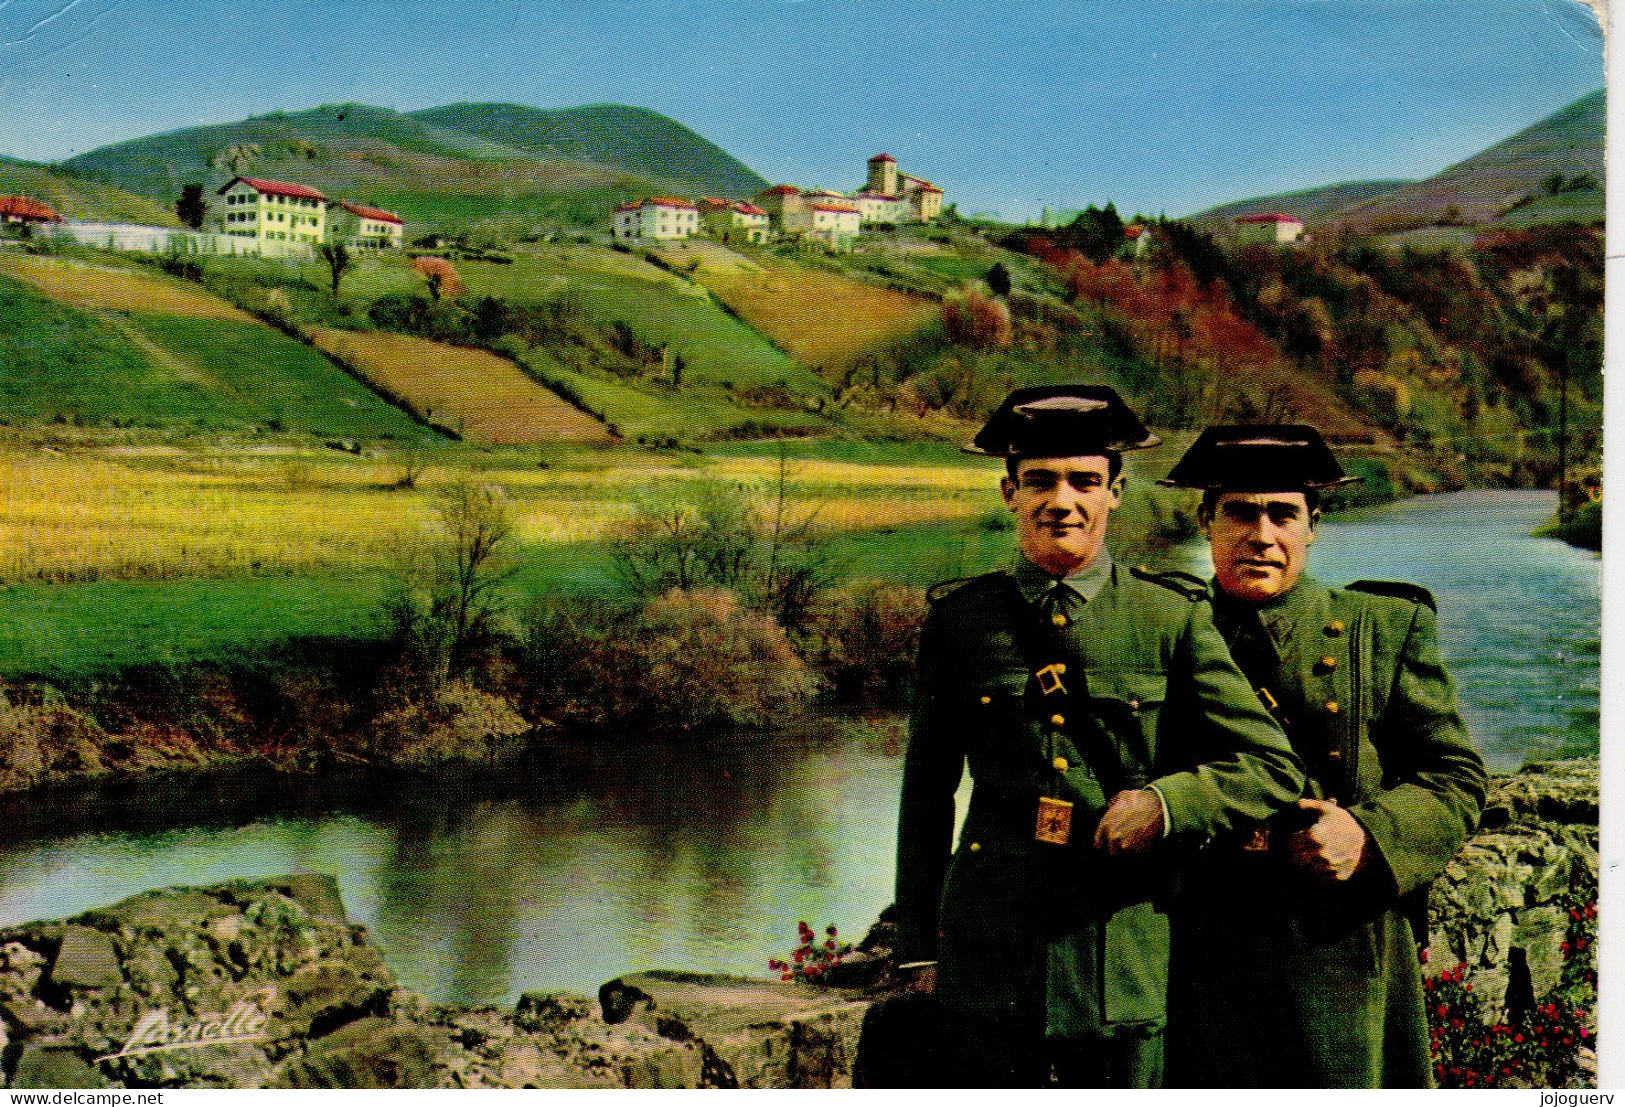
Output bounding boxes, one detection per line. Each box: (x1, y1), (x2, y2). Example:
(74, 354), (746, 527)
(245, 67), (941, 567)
(894, 559), (1305, 1053)
(1168, 577), (1486, 1088)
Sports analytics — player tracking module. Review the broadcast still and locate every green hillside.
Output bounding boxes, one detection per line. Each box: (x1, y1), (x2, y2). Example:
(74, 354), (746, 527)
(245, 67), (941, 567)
(411, 102), (768, 198)
(1337, 88), (1604, 230)
(1191, 89), (1604, 237)
(0, 160), (179, 225)
(1187, 180), (1412, 232)
(0, 273), (421, 437)
(58, 101), (767, 236)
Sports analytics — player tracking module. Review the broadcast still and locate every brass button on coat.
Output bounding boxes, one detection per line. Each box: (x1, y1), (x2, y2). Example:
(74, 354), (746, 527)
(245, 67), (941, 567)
(979, 694), (993, 705)
(1325, 700), (1340, 714)
(968, 841), (981, 852)
(1050, 714), (1066, 727)
(1051, 612), (1069, 627)
(1052, 756), (1069, 773)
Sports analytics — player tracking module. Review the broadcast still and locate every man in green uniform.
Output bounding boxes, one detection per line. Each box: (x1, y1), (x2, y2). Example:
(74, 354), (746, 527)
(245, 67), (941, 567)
(893, 386), (1306, 1088)
(1160, 425), (1486, 1088)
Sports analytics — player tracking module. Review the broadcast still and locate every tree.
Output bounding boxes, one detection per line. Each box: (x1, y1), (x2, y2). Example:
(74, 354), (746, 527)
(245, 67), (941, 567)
(429, 480), (516, 677)
(177, 184), (206, 230)
(986, 261), (1012, 297)
(318, 242), (352, 296)
(413, 256), (463, 301)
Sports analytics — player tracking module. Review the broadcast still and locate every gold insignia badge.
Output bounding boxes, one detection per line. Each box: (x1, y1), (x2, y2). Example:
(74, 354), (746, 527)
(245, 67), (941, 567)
(1035, 796), (1073, 845)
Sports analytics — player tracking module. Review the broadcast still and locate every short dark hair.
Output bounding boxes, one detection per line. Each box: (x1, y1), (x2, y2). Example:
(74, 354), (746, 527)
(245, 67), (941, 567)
(1006, 451), (1124, 483)
(1197, 487), (1321, 523)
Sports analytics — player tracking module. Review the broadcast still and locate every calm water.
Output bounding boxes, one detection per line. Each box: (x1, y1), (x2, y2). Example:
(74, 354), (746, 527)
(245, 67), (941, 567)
(0, 490), (1598, 1006)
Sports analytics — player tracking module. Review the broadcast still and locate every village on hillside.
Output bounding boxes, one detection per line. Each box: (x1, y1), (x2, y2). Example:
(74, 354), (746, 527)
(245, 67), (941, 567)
(0, 148), (1316, 260)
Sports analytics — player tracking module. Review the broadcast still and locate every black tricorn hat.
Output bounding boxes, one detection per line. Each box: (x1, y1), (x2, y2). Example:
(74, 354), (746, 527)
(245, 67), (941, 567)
(968, 385), (1160, 458)
(1159, 424), (1363, 490)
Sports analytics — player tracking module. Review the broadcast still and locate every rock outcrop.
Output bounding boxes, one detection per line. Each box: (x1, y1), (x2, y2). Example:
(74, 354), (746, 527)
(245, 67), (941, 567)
(1427, 759), (1598, 1012)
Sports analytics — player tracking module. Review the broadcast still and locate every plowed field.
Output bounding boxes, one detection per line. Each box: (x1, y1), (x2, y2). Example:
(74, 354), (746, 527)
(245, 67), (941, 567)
(700, 258), (936, 369)
(308, 328), (614, 445)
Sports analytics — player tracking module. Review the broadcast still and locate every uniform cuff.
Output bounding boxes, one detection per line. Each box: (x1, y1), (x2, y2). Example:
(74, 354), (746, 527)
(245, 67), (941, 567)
(1146, 784), (1172, 838)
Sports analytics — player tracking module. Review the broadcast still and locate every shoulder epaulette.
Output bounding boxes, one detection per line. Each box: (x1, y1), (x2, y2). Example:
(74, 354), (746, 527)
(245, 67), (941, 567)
(1129, 564), (1209, 602)
(1345, 579), (1436, 611)
(926, 570), (1007, 605)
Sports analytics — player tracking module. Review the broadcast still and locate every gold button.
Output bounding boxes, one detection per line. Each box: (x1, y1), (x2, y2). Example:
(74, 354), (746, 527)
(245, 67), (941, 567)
(1050, 714), (1066, 727)
(1326, 620), (1345, 637)
(1318, 656), (1337, 671)
(1051, 612), (1068, 627)
(1052, 756), (1069, 773)
(1327, 749), (1343, 762)
(969, 841), (981, 852)
(1325, 700), (1340, 714)
(1128, 698), (1141, 711)
(979, 694), (992, 705)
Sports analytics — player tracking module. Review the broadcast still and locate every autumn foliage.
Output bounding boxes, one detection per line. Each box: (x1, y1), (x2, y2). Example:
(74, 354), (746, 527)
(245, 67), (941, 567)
(941, 285), (1013, 349)
(412, 256), (464, 300)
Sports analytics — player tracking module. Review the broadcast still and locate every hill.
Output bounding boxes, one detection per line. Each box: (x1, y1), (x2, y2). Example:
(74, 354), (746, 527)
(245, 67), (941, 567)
(0, 160), (179, 225)
(58, 102), (766, 236)
(1188, 180), (1412, 232)
(411, 103), (767, 198)
(1191, 89), (1604, 236)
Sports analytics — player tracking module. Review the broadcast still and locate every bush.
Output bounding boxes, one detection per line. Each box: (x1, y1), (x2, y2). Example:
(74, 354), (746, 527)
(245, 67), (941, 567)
(519, 589), (815, 735)
(941, 286), (1013, 349)
(806, 582), (926, 704)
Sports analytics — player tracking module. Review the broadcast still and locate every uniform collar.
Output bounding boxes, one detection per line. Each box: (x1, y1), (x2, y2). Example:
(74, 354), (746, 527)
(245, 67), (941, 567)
(1012, 552), (1114, 605)
(1209, 576), (1324, 651)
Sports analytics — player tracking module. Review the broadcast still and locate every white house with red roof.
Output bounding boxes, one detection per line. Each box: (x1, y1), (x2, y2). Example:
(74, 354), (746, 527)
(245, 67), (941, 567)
(329, 200), (404, 249)
(613, 197), (700, 241)
(785, 199), (862, 250)
(213, 176), (329, 257)
(1234, 212), (1305, 245)
(697, 197), (769, 244)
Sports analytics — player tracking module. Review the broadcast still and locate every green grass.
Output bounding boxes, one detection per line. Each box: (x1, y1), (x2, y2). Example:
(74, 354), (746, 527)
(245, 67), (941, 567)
(121, 314), (425, 438)
(0, 277), (209, 426)
(0, 276), (421, 435)
(517, 347), (827, 442)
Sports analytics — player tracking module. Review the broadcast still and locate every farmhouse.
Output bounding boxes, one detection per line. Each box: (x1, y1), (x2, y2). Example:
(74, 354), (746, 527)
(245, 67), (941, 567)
(329, 201), (404, 249)
(697, 197), (769, 244)
(214, 176), (329, 257)
(0, 196), (64, 229)
(1235, 212), (1305, 244)
(613, 197), (700, 241)
(754, 184), (806, 227)
(784, 200), (862, 251)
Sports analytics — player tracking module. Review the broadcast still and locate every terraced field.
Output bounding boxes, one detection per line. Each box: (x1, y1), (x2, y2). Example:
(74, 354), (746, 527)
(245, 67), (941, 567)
(0, 254), (255, 320)
(699, 256), (937, 369)
(308, 328), (615, 445)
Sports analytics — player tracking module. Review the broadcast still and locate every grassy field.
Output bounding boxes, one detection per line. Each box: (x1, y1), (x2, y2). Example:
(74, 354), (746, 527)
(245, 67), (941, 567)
(699, 255), (938, 369)
(307, 328), (615, 445)
(0, 254), (255, 320)
(0, 264), (423, 436)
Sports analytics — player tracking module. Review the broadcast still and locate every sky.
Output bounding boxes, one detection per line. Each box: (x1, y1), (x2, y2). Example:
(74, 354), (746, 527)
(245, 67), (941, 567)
(0, 0), (1606, 221)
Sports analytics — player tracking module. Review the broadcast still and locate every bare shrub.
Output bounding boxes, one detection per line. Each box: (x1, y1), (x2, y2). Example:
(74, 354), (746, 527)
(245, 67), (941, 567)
(941, 285), (1013, 348)
(806, 583), (927, 704)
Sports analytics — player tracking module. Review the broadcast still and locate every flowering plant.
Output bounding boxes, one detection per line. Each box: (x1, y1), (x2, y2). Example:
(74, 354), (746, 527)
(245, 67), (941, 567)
(769, 921), (852, 984)
(1426, 891), (1596, 1088)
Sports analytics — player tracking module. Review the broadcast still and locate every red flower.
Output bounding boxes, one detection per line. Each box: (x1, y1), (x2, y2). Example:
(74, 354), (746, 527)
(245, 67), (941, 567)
(1514, 1034), (1523, 1044)
(826, 925), (838, 937)
(825, 939), (837, 950)
(1561, 941), (1570, 953)
(1464, 984), (1472, 992)
(781, 972), (793, 981)
(1419, 947), (1429, 964)
(792, 948), (805, 962)
(1436, 1005), (1449, 1018)
(1580, 1028), (1590, 1039)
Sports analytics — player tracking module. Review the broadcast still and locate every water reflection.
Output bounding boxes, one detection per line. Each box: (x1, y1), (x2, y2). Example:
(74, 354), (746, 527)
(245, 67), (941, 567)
(0, 723), (905, 1007)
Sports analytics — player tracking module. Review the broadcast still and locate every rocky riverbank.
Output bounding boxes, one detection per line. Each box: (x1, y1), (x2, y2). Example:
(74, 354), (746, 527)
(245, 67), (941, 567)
(0, 758), (1598, 1089)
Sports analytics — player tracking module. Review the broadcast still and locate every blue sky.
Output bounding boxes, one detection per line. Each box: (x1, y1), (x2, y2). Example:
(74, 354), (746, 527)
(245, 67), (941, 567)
(0, 0), (1605, 221)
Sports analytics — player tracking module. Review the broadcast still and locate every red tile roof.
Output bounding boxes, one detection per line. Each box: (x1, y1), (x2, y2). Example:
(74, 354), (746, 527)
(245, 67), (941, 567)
(221, 176), (329, 202)
(618, 196), (697, 211)
(698, 197), (730, 209)
(731, 202), (767, 217)
(0, 196), (63, 222)
(340, 201), (402, 224)
(760, 184), (801, 195)
(869, 153), (897, 163)
(1236, 213), (1303, 224)
(809, 202), (860, 214)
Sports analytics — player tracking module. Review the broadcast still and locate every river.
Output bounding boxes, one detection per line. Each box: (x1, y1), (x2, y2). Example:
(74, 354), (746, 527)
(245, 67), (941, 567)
(0, 489), (1598, 1007)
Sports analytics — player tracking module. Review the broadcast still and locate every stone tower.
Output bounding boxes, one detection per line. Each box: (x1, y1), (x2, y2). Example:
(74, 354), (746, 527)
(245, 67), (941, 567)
(866, 153), (898, 197)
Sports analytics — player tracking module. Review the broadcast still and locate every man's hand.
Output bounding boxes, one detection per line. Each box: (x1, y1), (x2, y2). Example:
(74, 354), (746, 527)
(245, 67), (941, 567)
(1288, 797), (1371, 882)
(1093, 788), (1164, 855)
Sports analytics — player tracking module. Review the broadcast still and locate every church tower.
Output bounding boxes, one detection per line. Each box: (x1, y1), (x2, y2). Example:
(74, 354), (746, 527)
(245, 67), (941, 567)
(866, 153), (898, 197)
